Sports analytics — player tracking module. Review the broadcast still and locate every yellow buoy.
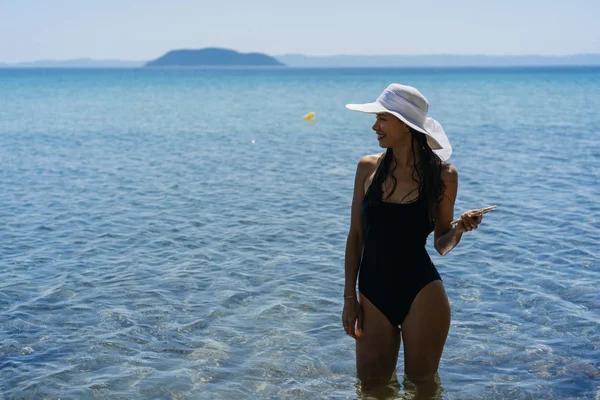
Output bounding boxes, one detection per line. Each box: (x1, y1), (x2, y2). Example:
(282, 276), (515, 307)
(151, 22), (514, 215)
(303, 112), (315, 121)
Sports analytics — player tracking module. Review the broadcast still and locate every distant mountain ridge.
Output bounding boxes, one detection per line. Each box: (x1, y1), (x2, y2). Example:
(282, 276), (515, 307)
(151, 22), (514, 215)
(145, 48), (283, 67)
(275, 53), (600, 67)
(2, 51), (600, 68)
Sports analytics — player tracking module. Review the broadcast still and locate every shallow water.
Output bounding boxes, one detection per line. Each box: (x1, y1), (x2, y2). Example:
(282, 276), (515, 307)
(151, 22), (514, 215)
(1, 67), (599, 399)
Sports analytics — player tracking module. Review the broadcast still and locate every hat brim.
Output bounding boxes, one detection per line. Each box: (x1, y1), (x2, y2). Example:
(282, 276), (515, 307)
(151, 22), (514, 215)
(346, 102), (452, 161)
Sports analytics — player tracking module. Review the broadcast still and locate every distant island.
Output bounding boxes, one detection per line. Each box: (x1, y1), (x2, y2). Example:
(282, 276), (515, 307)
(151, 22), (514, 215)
(145, 48), (284, 68)
(2, 50), (600, 68)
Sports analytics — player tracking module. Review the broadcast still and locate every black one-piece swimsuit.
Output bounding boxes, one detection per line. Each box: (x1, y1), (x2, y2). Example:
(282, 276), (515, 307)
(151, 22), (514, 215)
(358, 195), (442, 328)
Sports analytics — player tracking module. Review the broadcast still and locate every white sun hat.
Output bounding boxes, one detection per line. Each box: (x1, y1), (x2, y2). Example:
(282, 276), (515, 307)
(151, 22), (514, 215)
(346, 83), (452, 161)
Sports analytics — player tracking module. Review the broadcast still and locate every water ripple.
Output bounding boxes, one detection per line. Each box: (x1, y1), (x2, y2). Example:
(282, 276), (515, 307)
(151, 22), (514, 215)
(0, 68), (598, 399)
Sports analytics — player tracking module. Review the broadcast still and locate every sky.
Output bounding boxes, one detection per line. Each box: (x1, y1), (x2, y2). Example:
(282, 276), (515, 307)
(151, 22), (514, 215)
(1, 0), (599, 63)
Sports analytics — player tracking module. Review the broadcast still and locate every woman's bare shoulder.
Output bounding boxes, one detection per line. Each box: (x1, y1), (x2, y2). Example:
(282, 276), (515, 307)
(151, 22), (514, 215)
(357, 153), (385, 174)
(353, 153), (383, 196)
(441, 162), (458, 184)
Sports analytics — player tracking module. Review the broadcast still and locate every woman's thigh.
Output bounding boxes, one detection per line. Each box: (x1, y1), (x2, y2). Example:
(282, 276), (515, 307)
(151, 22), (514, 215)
(356, 292), (402, 387)
(400, 280), (451, 381)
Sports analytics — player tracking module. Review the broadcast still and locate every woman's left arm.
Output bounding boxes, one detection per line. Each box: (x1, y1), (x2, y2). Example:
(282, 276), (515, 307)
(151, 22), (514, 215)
(434, 165), (483, 256)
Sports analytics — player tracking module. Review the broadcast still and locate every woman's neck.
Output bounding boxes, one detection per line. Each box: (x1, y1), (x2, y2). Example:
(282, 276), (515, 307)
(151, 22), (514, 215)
(392, 144), (418, 169)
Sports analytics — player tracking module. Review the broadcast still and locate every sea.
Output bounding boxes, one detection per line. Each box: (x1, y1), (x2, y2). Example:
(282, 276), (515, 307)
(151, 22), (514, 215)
(0, 67), (598, 399)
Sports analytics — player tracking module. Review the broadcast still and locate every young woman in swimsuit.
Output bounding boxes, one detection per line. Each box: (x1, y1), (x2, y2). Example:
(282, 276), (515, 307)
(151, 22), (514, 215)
(342, 84), (487, 389)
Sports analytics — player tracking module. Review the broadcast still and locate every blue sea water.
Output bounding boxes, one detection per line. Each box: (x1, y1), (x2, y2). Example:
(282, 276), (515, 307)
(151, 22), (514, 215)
(0, 67), (598, 399)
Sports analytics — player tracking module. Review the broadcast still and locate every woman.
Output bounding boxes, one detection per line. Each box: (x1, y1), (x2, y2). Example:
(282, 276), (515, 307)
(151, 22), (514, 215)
(342, 84), (486, 388)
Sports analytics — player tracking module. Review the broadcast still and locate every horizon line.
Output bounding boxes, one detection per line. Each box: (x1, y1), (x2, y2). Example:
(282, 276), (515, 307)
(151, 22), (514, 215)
(2, 52), (600, 64)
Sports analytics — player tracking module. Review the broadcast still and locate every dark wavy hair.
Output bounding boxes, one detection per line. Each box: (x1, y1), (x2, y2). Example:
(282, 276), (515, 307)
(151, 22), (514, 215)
(365, 128), (446, 225)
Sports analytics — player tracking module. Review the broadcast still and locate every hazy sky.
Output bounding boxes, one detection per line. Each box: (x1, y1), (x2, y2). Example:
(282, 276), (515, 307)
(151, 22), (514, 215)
(1, 0), (598, 62)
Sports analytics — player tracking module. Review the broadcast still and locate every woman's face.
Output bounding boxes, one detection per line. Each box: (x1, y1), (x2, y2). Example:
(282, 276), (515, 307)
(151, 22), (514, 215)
(372, 113), (410, 148)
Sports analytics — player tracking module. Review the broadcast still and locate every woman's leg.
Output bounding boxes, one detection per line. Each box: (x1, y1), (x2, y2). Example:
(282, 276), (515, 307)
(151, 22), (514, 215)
(400, 280), (451, 383)
(356, 292), (402, 388)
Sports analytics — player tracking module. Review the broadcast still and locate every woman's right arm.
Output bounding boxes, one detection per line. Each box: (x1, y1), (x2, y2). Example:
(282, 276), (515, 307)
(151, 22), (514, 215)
(343, 157), (370, 299)
(342, 156), (374, 339)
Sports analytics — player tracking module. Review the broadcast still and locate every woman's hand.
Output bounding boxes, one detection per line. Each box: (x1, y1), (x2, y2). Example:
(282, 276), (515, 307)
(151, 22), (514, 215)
(455, 209), (484, 233)
(342, 297), (363, 339)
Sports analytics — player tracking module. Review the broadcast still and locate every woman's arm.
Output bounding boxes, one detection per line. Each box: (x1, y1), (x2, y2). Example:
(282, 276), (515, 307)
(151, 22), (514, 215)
(343, 156), (372, 297)
(434, 165), (483, 256)
(434, 165), (461, 256)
